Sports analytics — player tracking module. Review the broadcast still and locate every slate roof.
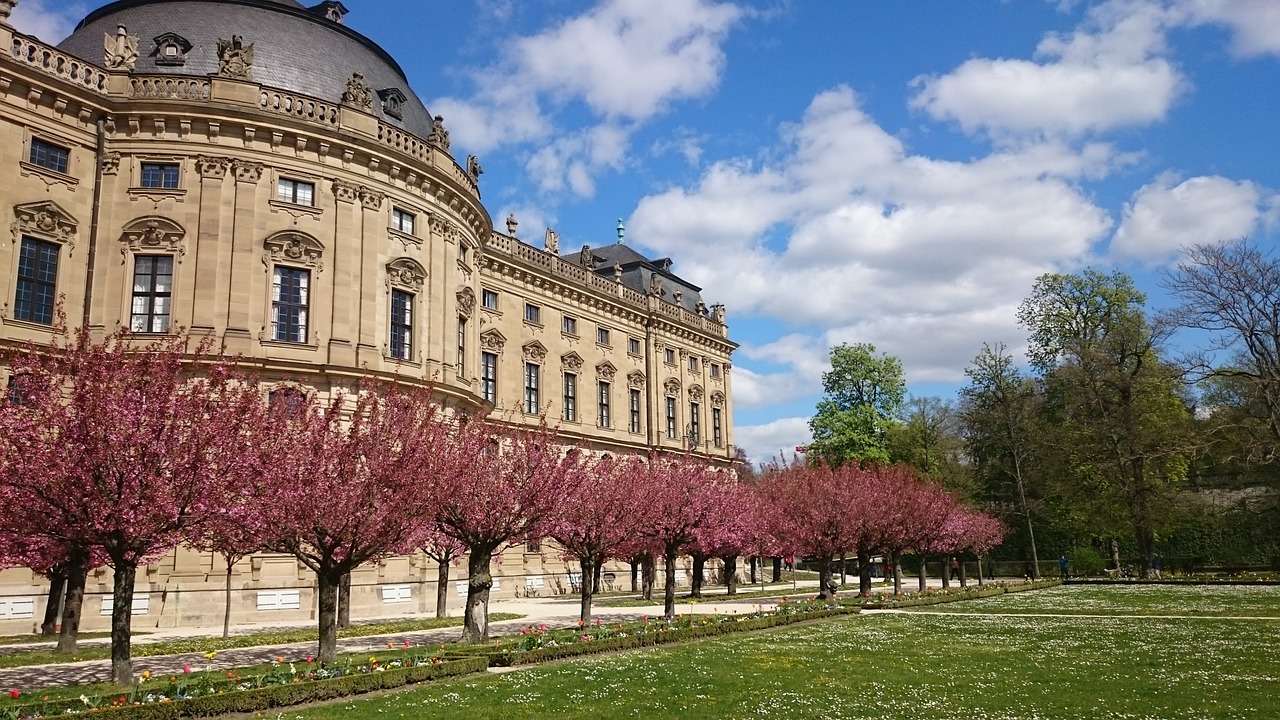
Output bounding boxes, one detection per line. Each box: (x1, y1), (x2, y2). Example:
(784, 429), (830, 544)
(59, 0), (438, 141)
(563, 243), (711, 316)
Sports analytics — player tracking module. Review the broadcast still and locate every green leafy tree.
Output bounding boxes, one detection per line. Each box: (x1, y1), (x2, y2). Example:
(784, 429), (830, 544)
(889, 395), (972, 496)
(808, 343), (905, 466)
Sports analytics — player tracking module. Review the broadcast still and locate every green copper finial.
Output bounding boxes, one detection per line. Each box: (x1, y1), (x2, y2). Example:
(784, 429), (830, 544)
(616, 217), (625, 244)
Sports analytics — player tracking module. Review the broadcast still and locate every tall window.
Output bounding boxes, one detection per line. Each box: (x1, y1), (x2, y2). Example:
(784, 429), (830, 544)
(524, 362), (540, 413)
(130, 255), (173, 333)
(276, 178), (314, 206)
(596, 327), (611, 346)
(689, 401), (701, 446)
(457, 317), (466, 376)
(562, 315), (578, 335)
(482, 289), (498, 310)
(689, 356), (700, 373)
(597, 382), (611, 428)
(710, 363), (721, 378)
(387, 289), (413, 359)
(481, 352), (498, 403)
(712, 408), (723, 447)
(140, 163), (180, 189)
(271, 266), (309, 342)
(392, 208), (415, 234)
(14, 237), (58, 325)
(29, 139), (69, 173)
(664, 348), (676, 365)
(629, 389), (642, 434)
(628, 338), (641, 355)
(563, 373), (577, 422)
(665, 397), (677, 439)
(524, 303), (541, 324)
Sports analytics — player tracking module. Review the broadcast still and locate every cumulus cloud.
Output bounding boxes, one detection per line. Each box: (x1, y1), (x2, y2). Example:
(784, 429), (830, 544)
(910, 0), (1184, 139)
(1172, 0), (1280, 57)
(1111, 174), (1272, 262)
(733, 417), (811, 466)
(10, 0), (85, 42)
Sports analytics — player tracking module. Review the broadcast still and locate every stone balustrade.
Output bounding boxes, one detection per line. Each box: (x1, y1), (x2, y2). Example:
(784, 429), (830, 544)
(10, 33), (108, 93)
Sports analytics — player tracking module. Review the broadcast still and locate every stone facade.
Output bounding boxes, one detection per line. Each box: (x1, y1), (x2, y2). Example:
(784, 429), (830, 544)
(0, 1), (736, 633)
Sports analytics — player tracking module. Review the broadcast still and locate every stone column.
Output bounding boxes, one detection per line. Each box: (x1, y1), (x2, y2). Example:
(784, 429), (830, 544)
(191, 156), (230, 331)
(355, 186), (384, 366)
(224, 159), (262, 351)
(327, 180), (359, 367)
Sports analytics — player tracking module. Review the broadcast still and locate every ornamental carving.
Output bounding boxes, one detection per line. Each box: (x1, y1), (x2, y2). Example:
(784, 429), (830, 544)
(466, 155), (483, 182)
(153, 32), (192, 67)
(0, 2), (16, 24)
(196, 155), (230, 179)
(711, 303), (726, 323)
(523, 341), (548, 363)
(479, 328), (506, 352)
(358, 186), (385, 211)
(232, 159), (263, 183)
(119, 216), (186, 261)
(689, 385), (704, 402)
(11, 201), (77, 250)
(101, 152), (121, 175)
(711, 391), (725, 408)
(386, 258), (426, 291)
(649, 272), (664, 297)
(596, 362), (617, 382)
(216, 35), (254, 80)
(456, 286), (475, 318)
(428, 115), (450, 150)
(663, 378), (680, 396)
(379, 88), (407, 120)
(263, 231), (324, 271)
(103, 25), (140, 72)
(341, 72), (373, 110)
(331, 179), (359, 204)
(579, 245), (596, 270)
(561, 352), (584, 372)
(627, 371), (646, 389)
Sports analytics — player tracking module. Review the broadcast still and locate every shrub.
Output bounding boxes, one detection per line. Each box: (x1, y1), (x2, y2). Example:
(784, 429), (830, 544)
(1069, 546), (1107, 577)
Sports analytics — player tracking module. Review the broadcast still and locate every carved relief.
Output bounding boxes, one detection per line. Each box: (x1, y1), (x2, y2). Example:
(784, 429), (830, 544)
(711, 303), (726, 323)
(627, 371), (646, 389)
(0, 2), (16, 25)
(331, 179), (359, 203)
(544, 227), (559, 254)
(11, 201), (77, 251)
(379, 88), (407, 120)
(663, 378), (680, 396)
(711, 391), (725, 408)
(195, 155), (230, 179)
(505, 213), (518, 237)
(358, 186), (385, 211)
(649, 272), (664, 297)
(596, 362), (617, 382)
(561, 352), (584, 372)
(386, 258), (426, 291)
(428, 115), (450, 150)
(101, 152), (121, 175)
(341, 72), (373, 110)
(231, 159), (263, 183)
(119, 216), (185, 261)
(456, 286), (475, 318)
(103, 25), (139, 71)
(522, 341), (547, 363)
(689, 385), (704, 402)
(466, 155), (483, 182)
(579, 245), (596, 270)
(479, 328), (506, 352)
(216, 35), (254, 80)
(263, 231), (324, 271)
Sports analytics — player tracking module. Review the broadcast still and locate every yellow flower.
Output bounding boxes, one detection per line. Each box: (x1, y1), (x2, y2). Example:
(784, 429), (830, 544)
(203, 651), (217, 660)
(140, 670), (151, 681)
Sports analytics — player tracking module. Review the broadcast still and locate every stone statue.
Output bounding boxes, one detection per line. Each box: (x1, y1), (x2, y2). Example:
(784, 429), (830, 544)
(429, 115), (451, 150)
(0, 1), (16, 26)
(466, 155), (483, 182)
(673, 289), (683, 305)
(506, 213), (518, 237)
(696, 301), (708, 315)
(711, 303), (726, 323)
(103, 24), (139, 71)
(544, 227), (559, 254)
(649, 272), (663, 297)
(613, 262), (623, 283)
(341, 72), (373, 110)
(216, 35), (254, 79)
(579, 245), (596, 270)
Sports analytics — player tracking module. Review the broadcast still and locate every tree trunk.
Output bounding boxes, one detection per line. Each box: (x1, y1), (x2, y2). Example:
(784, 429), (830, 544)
(337, 572), (351, 629)
(56, 547), (89, 654)
(40, 564), (67, 636)
(1014, 457), (1040, 580)
(690, 554), (706, 598)
(724, 555), (738, 594)
(578, 555), (596, 624)
(222, 559), (233, 639)
(641, 555), (655, 601)
(461, 547), (494, 643)
(109, 560), (137, 685)
(976, 555), (986, 586)
(772, 557), (782, 583)
(629, 560), (639, 592)
(748, 556), (757, 584)
(941, 557), (951, 590)
(958, 558), (968, 587)
(662, 547), (679, 618)
(592, 561), (603, 594)
(817, 558), (836, 600)
(857, 548), (872, 596)
(316, 569), (341, 664)
(435, 560), (450, 618)
(918, 555), (927, 592)
(891, 550), (903, 595)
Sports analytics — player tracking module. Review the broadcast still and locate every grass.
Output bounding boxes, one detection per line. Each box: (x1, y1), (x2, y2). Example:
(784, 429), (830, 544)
(594, 582), (889, 607)
(906, 583), (1280, 617)
(279, 585), (1280, 719)
(0, 614), (522, 669)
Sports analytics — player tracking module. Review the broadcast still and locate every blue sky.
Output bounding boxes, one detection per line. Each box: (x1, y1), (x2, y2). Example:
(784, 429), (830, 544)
(20, 0), (1280, 461)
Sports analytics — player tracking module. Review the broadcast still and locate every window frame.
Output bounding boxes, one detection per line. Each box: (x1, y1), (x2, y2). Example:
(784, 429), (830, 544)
(481, 289), (499, 310)
(28, 138), (69, 174)
(388, 288), (414, 360)
(275, 177), (316, 207)
(456, 316), (467, 377)
(689, 401), (701, 446)
(562, 315), (578, 336)
(270, 265), (311, 343)
(664, 348), (676, 365)
(13, 236), (59, 326)
(597, 381), (611, 428)
(524, 302), (542, 325)
(629, 388), (642, 434)
(140, 162), (180, 189)
(689, 355), (700, 373)
(596, 327), (611, 346)
(524, 362), (541, 414)
(129, 254), (174, 333)
(628, 337), (641, 355)
(665, 396), (677, 440)
(562, 372), (577, 422)
(391, 207), (416, 235)
(480, 351), (498, 404)
(712, 407), (723, 447)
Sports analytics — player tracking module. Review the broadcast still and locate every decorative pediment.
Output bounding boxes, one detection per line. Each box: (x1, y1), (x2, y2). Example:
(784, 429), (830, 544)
(385, 257), (426, 291)
(479, 328), (506, 352)
(263, 231), (324, 271)
(663, 378), (681, 396)
(561, 352), (584, 372)
(689, 384), (704, 402)
(456, 286), (475, 318)
(711, 391), (725, 408)
(596, 361), (617, 381)
(12, 201), (77, 251)
(119, 215), (186, 261)
(523, 341), (548, 363)
(627, 371), (646, 389)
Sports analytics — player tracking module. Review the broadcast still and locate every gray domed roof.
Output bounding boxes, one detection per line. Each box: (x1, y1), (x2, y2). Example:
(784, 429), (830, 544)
(59, 0), (437, 141)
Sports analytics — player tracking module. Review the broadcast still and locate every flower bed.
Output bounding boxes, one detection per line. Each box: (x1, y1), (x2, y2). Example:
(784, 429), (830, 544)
(861, 579), (1061, 609)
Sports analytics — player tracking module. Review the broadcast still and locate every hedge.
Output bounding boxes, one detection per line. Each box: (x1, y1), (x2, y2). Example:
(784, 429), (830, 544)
(862, 579), (1062, 609)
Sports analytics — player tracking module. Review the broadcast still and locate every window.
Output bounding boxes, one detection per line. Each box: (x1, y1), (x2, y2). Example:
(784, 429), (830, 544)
(28, 139), (69, 174)
(130, 255), (173, 333)
(386, 289), (413, 359)
(524, 362), (540, 413)
(140, 163), (179, 189)
(524, 303), (541, 324)
(392, 208), (415, 234)
(458, 244), (469, 263)
(597, 327), (611, 346)
(689, 355), (700, 373)
(628, 337), (641, 355)
(665, 397), (677, 439)
(525, 538), (542, 553)
(268, 387), (307, 418)
(664, 348), (676, 365)
(276, 178), (314, 206)
(14, 237), (58, 325)
(482, 289), (498, 310)
(629, 389), (642, 434)
(710, 363), (721, 378)
(712, 408), (723, 447)
(689, 402), (701, 446)
(562, 373), (577, 422)
(271, 266), (309, 342)
(457, 317), (466, 376)
(562, 315), (578, 335)
(481, 352), (498, 403)
(598, 382), (611, 428)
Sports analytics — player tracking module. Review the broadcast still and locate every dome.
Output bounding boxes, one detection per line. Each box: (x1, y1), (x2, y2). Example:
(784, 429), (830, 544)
(58, 0), (437, 140)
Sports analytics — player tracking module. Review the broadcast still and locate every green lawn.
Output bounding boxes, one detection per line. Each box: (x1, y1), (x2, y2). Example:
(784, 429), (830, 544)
(284, 586), (1280, 719)
(906, 582), (1280, 617)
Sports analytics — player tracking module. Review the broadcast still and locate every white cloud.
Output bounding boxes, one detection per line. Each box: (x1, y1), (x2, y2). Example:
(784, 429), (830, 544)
(733, 417), (811, 466)
(1111, 174), (1271, 262)
(910, 0), (1185, 139)
(1173, 0), (1280, 56)
(10, 0), (84, 42)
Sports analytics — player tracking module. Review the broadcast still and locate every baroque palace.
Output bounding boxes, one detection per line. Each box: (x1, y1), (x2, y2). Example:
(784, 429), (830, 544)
(0, 0), (736, 630)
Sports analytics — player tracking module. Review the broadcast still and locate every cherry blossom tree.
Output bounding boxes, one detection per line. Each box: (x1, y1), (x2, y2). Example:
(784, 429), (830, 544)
(434, 418), (584, 643)
(763, 461), (865, 600)
(192, 477), (274, 639)
(419, 528), (466, 619)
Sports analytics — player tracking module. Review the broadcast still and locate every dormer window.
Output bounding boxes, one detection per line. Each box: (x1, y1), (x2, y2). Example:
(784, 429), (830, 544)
(312, 1), (350, 24)
(379, 88), (408, 121)
(152, 32), (192, 66)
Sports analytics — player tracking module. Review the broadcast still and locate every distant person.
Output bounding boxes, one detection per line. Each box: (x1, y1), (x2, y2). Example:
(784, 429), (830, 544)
(950, 557), (960, 581)
(1058, 555), (1069, 580)
(1151, 554), (1163, 580)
